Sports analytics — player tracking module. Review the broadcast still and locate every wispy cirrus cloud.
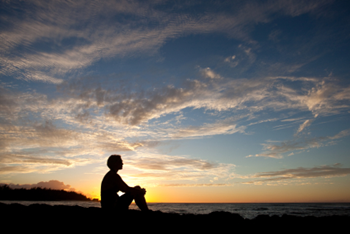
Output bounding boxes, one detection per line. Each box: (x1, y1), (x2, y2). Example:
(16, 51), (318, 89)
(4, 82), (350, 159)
(248, 118), (279, 126)
(1, 72), (349, 175)
(1, 73), (349, 138)
(159, 183), (230, 187)
(295, 119), (314, 135)
(122, 152), (236, 184)
(0, 154), (71, 166)
(0, 0), (331, 83)
(169, 120), (246, 139)
(243, 164), (350, 185)
(60, 75), (350, 127)
(250, 129), (350, 159)
(276, 80), (350, 117)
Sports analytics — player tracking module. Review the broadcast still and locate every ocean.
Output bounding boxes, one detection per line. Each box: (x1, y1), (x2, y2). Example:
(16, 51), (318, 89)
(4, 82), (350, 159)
(1, 201), (349, 219)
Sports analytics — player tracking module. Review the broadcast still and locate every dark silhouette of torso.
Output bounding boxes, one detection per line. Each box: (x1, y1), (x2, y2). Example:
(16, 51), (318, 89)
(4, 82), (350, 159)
(100, 170), (128, 209)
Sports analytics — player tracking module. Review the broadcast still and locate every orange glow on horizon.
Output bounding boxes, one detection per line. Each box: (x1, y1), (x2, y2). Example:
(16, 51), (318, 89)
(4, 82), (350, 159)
(81, 181), (350, 203)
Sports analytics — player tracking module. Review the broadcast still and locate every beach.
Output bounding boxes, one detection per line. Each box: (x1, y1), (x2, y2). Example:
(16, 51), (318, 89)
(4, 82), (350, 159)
(2, 202), (349, 232)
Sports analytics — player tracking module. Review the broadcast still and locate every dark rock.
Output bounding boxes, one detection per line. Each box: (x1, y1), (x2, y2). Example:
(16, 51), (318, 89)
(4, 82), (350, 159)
(1, 202), (349, 232)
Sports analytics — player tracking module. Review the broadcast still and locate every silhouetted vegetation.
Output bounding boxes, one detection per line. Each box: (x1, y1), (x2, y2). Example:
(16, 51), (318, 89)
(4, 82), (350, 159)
(0, 184), (91, 201)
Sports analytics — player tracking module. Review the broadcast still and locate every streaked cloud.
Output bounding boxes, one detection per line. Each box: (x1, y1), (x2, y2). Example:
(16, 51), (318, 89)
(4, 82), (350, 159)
(159, 183), (230, 187)
(244, 164), (350, 185)
(251, 128), (350, 159)
(123, 152), (236, 183)
(0, 154), (71, 166)
(61, 76), (350, 127)
(248, 118), (279, 126)
(295, 119), (314, 135)
(0, 0), (331, 83)
(170, 120), (246, 139)
(0, 70), (349, 177)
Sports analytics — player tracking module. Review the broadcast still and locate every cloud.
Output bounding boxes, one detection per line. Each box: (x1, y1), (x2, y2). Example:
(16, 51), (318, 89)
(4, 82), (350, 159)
(28, 72), (63, 84)
(330, 129), (350, 140)
(97, 76), (268, 126)
(0, 151), (82, 175)
(0, 88), (48, 122)
(295, 119), (313, 135)
(199, 67), (222, 79)
(252, 128), (350, 158)
(58, 76), (285, 126)
(0, 120), (143, 174)
(123, 153), (236, 182)
(244, 164), (350, 184)
(98, 141), (144, 152)
(45, 76), (350, 129)
(159, 183), (230, 187)
(281, 117), (305, 122)
(273, 118), (306, 131)
(268, 30), (282, 42)
(277, 80), (350, 117)
(129, 156), (218, 171)
(0, 107), (133, 174)
(0, 88), (17, 120)
(170, 119), (246, 139)
(2, 74), (349, 143)
(33, 121), (79, 145)
(239, 45), (256, 63)
(0, 165), (40, 175)
(0, 154), (71, 166)
(248, 118), (279, 126)
(106, 82), (201, 126)
(224, 55), (239, 67)
(0, 0), (331, 83)
(225, 55), (236, 62)
(0, 73), (349, 176)
(0, 120), (80, 152)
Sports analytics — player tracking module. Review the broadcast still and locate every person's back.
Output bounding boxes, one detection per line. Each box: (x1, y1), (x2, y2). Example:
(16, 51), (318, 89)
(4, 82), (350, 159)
(101, 170), (121, 209)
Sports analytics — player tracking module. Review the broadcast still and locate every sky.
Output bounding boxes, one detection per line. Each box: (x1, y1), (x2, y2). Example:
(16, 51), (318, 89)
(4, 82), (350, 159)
(1, 0), (350, 203)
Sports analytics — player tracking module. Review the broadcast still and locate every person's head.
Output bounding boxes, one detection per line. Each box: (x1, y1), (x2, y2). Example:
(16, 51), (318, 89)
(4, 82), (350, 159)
(107, 154), (123, 171)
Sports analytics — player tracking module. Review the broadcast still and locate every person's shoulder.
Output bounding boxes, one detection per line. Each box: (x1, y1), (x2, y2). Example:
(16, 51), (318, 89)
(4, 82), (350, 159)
(105, 170), (122, 179)
(114, 173), (122, 180)
(103, 170), (116, 179)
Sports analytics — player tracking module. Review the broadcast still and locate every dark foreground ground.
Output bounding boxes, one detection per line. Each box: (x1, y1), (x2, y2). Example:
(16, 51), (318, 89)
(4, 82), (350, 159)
(1, 202), (349, 232)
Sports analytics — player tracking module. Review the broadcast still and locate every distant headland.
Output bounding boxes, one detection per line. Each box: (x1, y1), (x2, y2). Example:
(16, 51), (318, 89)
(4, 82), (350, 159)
(0, 184), (96, 201)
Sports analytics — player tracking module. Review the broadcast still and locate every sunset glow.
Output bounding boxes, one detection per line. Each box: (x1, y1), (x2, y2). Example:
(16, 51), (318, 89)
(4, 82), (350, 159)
(1, 0), (350, 203)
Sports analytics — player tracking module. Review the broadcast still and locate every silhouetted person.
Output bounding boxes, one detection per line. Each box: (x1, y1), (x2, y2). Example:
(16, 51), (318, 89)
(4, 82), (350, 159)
(101, 154), (149, 212)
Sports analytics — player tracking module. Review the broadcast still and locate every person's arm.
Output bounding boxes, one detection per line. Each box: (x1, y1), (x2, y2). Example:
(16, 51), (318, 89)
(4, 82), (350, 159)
(116, 174), (146, 195)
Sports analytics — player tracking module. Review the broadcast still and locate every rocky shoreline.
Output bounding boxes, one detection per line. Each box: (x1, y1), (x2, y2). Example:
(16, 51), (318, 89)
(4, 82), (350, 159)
(1, 202), (349, 232)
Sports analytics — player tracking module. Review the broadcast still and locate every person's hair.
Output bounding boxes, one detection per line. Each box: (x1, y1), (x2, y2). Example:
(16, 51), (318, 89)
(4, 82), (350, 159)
(107, 154), (122, 169)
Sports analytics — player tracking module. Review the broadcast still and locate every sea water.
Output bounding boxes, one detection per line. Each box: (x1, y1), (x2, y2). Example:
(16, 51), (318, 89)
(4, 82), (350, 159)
(1, 201), (349, 219)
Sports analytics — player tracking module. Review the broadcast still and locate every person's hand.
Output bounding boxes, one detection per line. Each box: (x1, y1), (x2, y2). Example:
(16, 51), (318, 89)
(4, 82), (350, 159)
(134, 186), (146, 195)
(137, 187), (146, 195)
(140, 188), (146, 195)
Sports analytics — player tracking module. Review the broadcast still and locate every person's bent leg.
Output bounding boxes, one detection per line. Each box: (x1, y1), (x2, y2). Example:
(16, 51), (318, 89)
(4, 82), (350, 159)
(133, 185), (149, 211)
(117, 193), (133, 211)
(134, 193), (149, 211)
